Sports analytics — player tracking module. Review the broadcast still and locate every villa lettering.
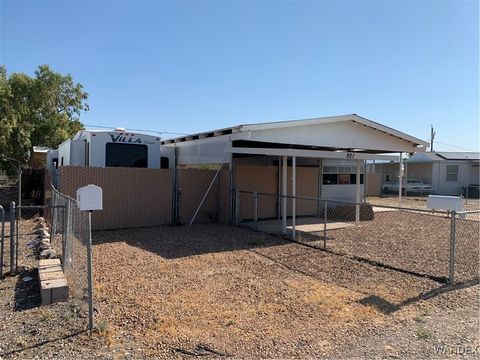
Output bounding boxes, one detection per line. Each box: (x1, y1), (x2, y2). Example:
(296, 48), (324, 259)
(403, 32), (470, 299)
(110, 135), (152, 144)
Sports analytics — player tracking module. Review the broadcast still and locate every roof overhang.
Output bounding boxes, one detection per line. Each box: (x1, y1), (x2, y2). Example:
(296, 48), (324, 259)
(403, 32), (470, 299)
(161, 114), (428, 153)
(226, 146), (399, 161)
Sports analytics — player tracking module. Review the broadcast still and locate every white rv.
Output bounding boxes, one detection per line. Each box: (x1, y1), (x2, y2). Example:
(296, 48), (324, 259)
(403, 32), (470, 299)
(48, 128), (175, 172)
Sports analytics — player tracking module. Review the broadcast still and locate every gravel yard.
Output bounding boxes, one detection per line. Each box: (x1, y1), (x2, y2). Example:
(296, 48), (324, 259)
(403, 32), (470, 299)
(297, 211), (479, 282)
(368, 196), (480, 211)
(1, 221), (479, 359)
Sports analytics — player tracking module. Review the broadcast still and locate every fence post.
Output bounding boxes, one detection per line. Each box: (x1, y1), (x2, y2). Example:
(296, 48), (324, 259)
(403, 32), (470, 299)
(61, 204), (67, 269)
(87, 211), (94, 334)
(253, 192), (258, 231)
(449, 210), (456, 284)
(51, 192), (57, 238)
(235, 190), (240, 226)
(323, 200), (327, 249)
(64, 200), (72, 267)
(9, 202), (15, 274)
(0, 205), (4, 278)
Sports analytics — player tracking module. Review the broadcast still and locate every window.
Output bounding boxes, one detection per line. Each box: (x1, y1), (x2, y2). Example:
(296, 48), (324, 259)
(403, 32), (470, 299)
(323, 166), (364, 185)
(323, 166), (337, 173)
(349, 174), (364, 184)
(385, 174), (391, 182)
(160, 156), (169, 169)
(338, 174), (350, 184)
(323, 174), (338, 184)
(105, 143), (148, 168)
(446, 165), (458, 182)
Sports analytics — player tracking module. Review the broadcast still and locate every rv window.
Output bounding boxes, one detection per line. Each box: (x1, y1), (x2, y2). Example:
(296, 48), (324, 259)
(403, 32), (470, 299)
(105, 143), (148, 168)
(160, 157), (169, 169)
(61, 157), (64, 166)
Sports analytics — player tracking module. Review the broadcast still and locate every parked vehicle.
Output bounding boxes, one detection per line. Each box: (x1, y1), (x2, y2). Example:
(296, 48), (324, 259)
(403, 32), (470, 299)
(382, 179), (433, 194)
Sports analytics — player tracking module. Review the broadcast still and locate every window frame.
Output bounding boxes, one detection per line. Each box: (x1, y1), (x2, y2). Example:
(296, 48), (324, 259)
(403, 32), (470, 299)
(446, 164), (459, 182)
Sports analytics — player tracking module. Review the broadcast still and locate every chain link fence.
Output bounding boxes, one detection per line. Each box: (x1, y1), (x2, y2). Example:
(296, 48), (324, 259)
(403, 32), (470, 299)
(235, 189), (479, 284)
(50, 185), (90, 327)
(453, 210), (480, 282)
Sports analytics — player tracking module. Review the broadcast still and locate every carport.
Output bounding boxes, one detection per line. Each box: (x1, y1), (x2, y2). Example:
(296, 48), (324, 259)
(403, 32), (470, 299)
(162, 114), (429, 234)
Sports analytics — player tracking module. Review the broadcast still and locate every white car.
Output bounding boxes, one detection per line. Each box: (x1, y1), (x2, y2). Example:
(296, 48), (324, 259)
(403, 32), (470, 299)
(383, 179), (433, 194)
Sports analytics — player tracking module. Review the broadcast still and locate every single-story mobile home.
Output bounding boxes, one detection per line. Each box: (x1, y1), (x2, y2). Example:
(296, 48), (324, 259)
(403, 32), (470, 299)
(374, 152), (479, 196)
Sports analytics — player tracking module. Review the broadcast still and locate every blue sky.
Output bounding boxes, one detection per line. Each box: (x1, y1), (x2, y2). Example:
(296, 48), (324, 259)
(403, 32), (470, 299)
(1, 0), (478, 151)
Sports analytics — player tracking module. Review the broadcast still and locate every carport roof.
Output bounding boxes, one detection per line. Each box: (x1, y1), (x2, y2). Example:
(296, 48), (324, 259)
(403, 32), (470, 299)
(161, 114), (429, 151)
(161, 114), (429, 149)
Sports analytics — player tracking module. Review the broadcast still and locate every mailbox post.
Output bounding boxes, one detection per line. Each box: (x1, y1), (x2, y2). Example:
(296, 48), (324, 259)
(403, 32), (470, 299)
(77, 185), (103, 334)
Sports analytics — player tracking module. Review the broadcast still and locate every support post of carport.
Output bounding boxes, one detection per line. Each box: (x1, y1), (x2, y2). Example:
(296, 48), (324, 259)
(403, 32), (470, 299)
(282, 155), (287, 234)
(291, 156), (296, 239)
(398, 152), (403, 206)
(355, 159), (361, 224)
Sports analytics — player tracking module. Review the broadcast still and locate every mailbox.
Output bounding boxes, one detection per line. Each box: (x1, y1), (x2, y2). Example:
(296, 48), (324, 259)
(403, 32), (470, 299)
(76, 185), (103, 211)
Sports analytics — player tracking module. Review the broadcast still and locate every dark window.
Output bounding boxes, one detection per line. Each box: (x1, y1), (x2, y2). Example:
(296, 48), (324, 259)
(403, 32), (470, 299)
(350, 174), (364, 184)
(160, 157), (169, 169)
(52, 158), (58, 169)
(105, 143), (148, 168)
(323, 174), (338, 185)
(61, 157), (64, 166)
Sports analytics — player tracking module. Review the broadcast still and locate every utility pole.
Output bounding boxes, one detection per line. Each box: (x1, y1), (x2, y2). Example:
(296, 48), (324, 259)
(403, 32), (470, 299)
(430, 125), (436, 152)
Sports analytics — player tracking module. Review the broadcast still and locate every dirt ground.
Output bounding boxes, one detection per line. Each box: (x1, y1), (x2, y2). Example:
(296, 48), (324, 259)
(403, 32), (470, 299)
(1, 222), (479, 359)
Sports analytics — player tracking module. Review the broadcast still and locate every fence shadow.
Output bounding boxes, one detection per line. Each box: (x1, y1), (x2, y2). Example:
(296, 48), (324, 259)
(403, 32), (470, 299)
(0, 330), (86, 357)
(92, 223), (291, 260)
(358, 278), (480, 315)
(14, 267), (41, 311)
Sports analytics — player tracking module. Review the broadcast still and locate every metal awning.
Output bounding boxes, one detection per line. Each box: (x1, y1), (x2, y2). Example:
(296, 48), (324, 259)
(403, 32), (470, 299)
(226, 146), (398, 161)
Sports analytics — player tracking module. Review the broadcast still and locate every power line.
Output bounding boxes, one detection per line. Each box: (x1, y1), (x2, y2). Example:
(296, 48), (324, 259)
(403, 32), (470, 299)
(91, 92), (282, 119)
(434, 140), (478, 152)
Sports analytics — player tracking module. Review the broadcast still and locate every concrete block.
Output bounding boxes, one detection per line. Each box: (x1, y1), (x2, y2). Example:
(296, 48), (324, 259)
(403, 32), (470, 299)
(40, 285), (52, 305)
(39, 259), (61, 267)
(41, 278), (69, 303)
(38, 265), (62, 273)
(39, 271), (65, 282)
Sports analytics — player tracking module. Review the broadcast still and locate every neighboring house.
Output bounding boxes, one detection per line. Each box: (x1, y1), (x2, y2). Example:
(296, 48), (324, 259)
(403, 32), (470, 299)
(374, 152), (479, 196)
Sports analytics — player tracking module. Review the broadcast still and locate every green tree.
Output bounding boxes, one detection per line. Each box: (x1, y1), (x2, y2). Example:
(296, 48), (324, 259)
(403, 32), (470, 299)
(0, 65), (88, 175)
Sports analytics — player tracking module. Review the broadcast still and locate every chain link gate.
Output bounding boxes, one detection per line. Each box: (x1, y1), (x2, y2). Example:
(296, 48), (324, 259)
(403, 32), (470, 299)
(0, 195), (91, 326)
(0, 203), (67, 278)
